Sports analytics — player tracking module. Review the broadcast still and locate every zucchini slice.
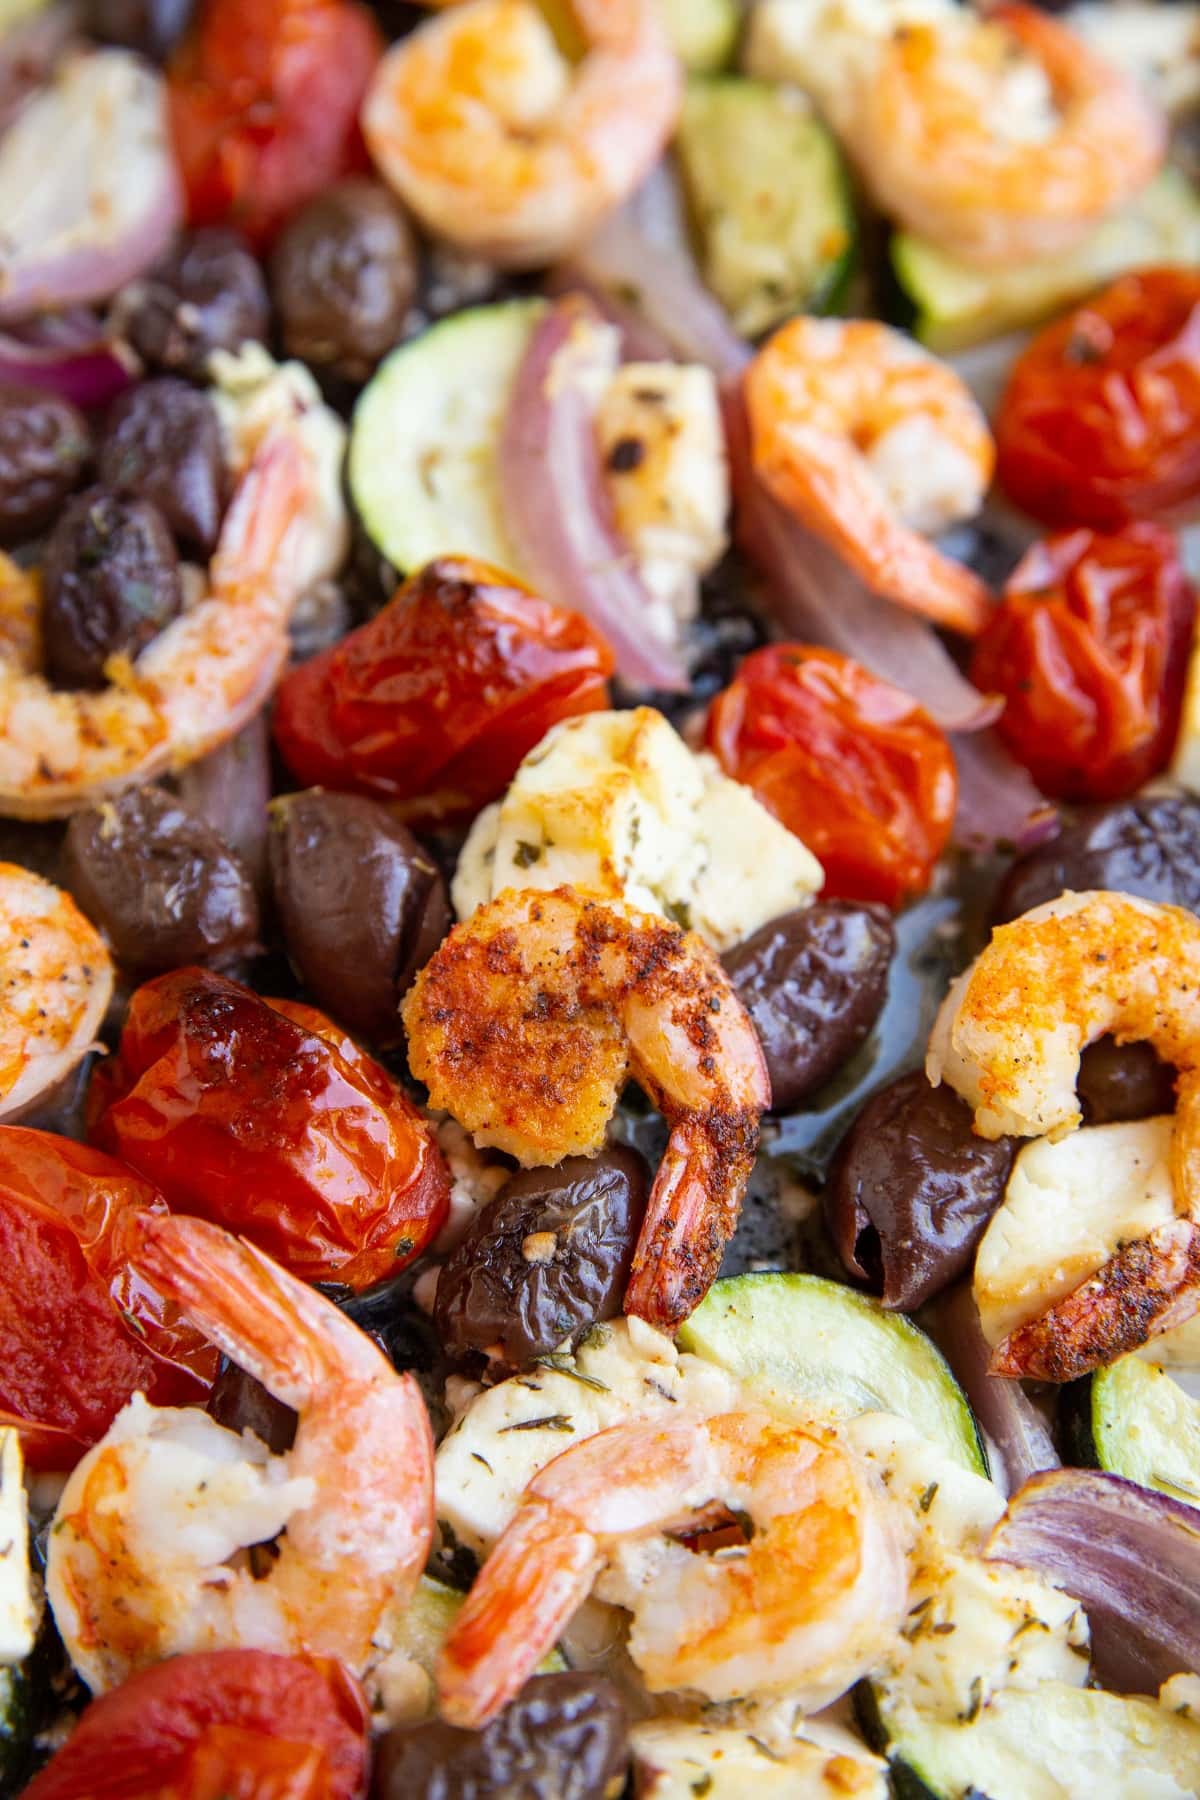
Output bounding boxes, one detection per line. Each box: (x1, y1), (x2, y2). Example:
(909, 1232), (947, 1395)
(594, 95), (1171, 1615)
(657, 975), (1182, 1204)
(676, 77), (855, 337)
(1065, 1356), (1200, 1510)
(660, 0), (739, 72)
(348, 298), (545, 576)
(677, 1273), (987, 1475)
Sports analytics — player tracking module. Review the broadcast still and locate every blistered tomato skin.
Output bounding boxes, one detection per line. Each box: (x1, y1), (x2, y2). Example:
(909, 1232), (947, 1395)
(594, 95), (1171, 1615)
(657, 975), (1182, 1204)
(971, 526), (1196, 803)
(90, 968), (450, 1289)
(996, 270), (1200, 529)
(0, 1127), (215, 1467)
(274, 556), (615, 827)
(706, 644), (957, 907)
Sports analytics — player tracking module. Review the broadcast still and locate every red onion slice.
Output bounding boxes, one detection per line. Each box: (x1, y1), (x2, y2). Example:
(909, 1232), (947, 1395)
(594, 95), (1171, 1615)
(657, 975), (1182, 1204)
(0, 307), (136, 407)
(0, 48), (183, 322)
(950, 728), (1059, 855)
(931, 1283), (1059, 1498)
(499, 296), (689, 692)
(987, 1468), (1200, 1693)
(175, 708), (273, 896)
(0, 1), (79, 136)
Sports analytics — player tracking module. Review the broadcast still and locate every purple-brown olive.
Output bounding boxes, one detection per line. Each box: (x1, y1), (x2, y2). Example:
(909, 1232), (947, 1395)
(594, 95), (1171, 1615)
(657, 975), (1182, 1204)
(826, 1070), (1017, 1312)
(269, 790), (450, 1046)
(0, 385), (90, 547)
(98, 379), (225, 554)
(371, 1673), (629, 1800)
(84, 0), (193, 59)
(435, 1147), (650, 1369)
(207, 1359), (296, 1454)
(269, 179), (418, 385)
(723, 902), (894, 1112)
(1078, 1036), (1178, 1125)
(115, 230), (270, 382)
(41, 487), (181, 689)
(994, 794), (1200, 924)
(61, 786), (259, 976)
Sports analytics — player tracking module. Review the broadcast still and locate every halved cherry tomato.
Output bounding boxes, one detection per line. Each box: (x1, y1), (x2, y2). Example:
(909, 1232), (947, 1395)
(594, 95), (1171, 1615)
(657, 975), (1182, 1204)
(90, 969), (449, 1290)
(705, 644), (957, 907)
(273, 556), (615, 827)
(25, 1650), (368, 1800)
(996, 269), (1200, 529)
(0, 1128), (215, 1468)
(168, 0), (383, 249)
(970, 524), (1196, 802)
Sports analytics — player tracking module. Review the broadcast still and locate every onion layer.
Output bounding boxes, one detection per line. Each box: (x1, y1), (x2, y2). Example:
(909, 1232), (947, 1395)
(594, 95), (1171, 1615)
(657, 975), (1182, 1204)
(0, 308), (136, 409)
(931, 1283), (1059, 1498)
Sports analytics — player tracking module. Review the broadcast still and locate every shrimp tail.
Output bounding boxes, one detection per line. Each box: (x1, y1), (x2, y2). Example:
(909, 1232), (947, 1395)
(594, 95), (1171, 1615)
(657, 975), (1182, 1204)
(624, 1114), (760, 1333)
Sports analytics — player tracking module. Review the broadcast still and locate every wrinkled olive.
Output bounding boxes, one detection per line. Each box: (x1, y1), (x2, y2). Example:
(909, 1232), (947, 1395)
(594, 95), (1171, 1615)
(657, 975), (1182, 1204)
(83, 0), (193, 59)
(1077, 1036), (1178, 1125)
(994, 794), (1200, 924)
(270, 179), (419, 385)
(42, 487), (181, 689)
(61, 787), (259, 976)
(435, 1147), (650, 1369)
(207, 1359), (296, 1454)
(117, 230), (270, 381)
(268, 790), (450, 1046)
(826, 1070), (1017, 1311)
(372, 1673), (629, 1800)
(98, 379), (225, 554)
(336, 1277), (451, 1437)
(0, 385), (89, 547)
(723, 902), (894, 1112)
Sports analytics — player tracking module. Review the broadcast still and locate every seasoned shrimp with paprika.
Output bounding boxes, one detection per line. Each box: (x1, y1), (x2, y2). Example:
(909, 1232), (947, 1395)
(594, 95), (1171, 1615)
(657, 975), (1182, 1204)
(47, 1214), (434, 1694)
(745, 318), (995, 637)
(361, 0), (682, 267)
(437, 1408), (906, 1727)
(0, 863), (113, 1122)
(401, 885), (769, 1332)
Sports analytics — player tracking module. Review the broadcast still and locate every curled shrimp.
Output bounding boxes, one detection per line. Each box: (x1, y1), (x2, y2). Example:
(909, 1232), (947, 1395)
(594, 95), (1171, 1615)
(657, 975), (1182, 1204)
(0, 862), (112, 1121)
(361, 0), (682, 268)
(848, 2), (1165, 266)
(0, 432), (310, 820)
(401, 885), (769, 1331)
(47, 1214), (434, 1695)
(745, 318), (995, 637)
(437, 1408), (906, 1726)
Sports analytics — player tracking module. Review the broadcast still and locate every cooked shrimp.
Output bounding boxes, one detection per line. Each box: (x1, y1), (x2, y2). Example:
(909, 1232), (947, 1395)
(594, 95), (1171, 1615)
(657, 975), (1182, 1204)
(0, 432), (310, 820)
(0, 862), (112, 1121)
(437, 1408), (906, 1727)
(47, 1214), (434, 1695)
(745, 318), (995, 637)
(401, 886), (769, 1331)
(847, 2), (1165, 266)
(361, 0), (682, 267)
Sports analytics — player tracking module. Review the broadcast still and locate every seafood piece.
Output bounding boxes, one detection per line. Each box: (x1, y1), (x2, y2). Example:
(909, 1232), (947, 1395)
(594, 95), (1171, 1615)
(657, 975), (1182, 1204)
(745, 318), (995, 636)
(361, 0), (682, 267)
(47, 1215), (434, 1694)
(848, 2), (1165, 266)
(401, 886), (769, 1331)
(0, 863), (112, 1122)
(437, 1408), (906, 1726)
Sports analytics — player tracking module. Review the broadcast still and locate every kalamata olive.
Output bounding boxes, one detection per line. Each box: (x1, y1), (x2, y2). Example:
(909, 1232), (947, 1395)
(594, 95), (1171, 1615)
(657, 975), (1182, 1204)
(61, 786), (259, 976)
(41, 487), (182, 689)
(723, 902), (895, 1112)
(335, 1276), (451, 1437)
(826, 1070), (1017, 1311)
(372, 1673), (629, 1800)
(270, 179), (419, 385)
(0, 384), (89, 546)
(116, 229), (270, 381)
(97, 379), (225, 554)
(1077, 1036), (1178, 1125)
(268, 790), (450, 1046)
(207, 1358), (296, 1454)
(84, 0), (193, 59)
(994, 793), (1200, 923)
(435, 1147), (650, 1369)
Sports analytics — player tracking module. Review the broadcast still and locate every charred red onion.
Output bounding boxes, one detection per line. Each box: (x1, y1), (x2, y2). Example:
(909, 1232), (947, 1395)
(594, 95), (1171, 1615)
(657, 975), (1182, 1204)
(950, 727), (1059, 856)
(931, 1283), (1059, 1498)
(0, 307), (136, 408)
(175, 710), (273, 896)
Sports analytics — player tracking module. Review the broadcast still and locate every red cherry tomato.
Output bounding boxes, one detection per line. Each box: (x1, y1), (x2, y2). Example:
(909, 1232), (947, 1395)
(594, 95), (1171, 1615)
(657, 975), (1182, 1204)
(90, 969), (449, 1290)
(705, 644), (958, 907)
(168, 0), (383, 249)
(0, 1128), (215, 1468)
(970, 525), (1196, 802)
(24, 1650), (368, 1800)
(273, 556), (615, 827)
(996, 269), (1200, 529)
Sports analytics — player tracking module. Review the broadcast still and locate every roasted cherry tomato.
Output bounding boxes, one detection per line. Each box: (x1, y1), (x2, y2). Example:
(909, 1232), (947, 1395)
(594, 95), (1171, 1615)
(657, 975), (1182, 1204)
(167, 0), (383, 249)
(996, 269), (1200, 529)
(273, 556), (614, 827)
(706, 644), (957, 907)
(90, 968), (449, 1289)
(0, 1128), (215, 1468)
(25, 1650), (368, 1800)
(971, 525), (1196, 802)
